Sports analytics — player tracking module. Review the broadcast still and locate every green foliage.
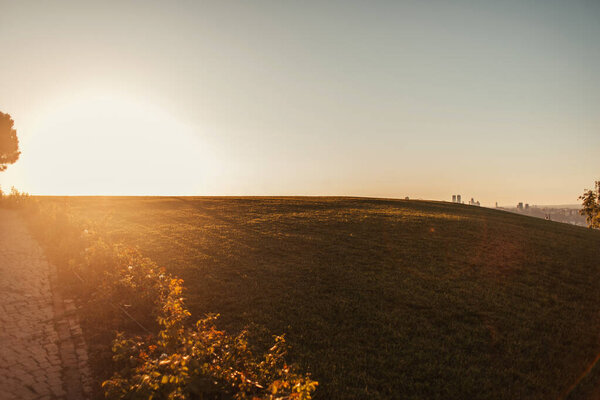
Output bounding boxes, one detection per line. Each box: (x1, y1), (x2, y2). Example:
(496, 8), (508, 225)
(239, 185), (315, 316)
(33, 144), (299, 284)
(103, 281), (317, 400)
(0, 111), (20, 171)
(16, 199), (316, 399)
(579, 180), (600, 229)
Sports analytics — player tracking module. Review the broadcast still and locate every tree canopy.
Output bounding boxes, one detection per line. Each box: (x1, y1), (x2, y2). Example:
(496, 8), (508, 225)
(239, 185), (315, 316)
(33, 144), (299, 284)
(0, 112), (20, 171)
(579, 180), (600, 229)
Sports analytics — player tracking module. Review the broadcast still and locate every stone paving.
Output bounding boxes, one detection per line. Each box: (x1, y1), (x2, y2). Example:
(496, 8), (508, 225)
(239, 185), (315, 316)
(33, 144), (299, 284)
(0, 209), (90, 399)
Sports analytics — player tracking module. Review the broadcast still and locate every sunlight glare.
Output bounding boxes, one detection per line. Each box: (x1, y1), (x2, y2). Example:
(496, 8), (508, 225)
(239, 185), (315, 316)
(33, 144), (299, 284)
(23, 94), (214, 195)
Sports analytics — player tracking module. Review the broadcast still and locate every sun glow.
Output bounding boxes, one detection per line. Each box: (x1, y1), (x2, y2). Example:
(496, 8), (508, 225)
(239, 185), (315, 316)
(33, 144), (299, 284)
(16, 94), (215, 195)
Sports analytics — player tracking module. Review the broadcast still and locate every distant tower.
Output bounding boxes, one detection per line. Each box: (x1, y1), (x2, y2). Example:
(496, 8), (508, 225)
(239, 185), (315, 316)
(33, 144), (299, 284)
(517, 202), (523, 210)
(457, 195), (461, 204)
(525, 203), (529, 210)
(452, 195), (456, 203)
(495, 202), (498, 208)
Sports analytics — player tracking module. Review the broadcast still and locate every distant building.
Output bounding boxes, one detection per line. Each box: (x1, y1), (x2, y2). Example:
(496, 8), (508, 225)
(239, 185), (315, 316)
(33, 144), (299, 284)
(504, 204), (586, 226)
(457, 195), (461, 204)
(466, 197), (481, 206)
(495, 202), (498, 208)
(452, 195), (456, 203)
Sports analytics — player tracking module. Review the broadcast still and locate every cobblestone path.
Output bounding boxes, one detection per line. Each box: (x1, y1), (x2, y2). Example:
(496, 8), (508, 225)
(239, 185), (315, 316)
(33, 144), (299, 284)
(0, 209), (90, 399)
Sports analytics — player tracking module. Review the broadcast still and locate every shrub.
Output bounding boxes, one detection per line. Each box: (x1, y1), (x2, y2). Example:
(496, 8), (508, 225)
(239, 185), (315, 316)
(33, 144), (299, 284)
(0, 186), (30, 208)
(103, 278), (317, 400)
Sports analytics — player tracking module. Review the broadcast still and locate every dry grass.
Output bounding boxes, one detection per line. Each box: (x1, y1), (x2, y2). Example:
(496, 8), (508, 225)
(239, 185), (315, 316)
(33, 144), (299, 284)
(36, 196), (600, 399)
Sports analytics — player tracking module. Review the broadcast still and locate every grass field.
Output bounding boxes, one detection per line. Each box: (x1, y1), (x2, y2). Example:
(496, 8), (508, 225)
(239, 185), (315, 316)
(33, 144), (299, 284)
(40, 196), (600, 399)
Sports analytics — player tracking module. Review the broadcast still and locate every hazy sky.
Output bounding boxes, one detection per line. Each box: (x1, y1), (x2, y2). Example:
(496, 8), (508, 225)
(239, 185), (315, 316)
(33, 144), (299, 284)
(1, 0), (598, 205)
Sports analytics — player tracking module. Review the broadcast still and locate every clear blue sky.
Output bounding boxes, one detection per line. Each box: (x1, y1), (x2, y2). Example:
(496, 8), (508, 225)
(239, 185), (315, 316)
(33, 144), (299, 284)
(1, 0), (598, 205)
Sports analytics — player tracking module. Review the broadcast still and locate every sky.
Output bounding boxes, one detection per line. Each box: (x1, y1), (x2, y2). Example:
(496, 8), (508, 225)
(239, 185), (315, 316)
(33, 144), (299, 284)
(0, 0), (598, 206)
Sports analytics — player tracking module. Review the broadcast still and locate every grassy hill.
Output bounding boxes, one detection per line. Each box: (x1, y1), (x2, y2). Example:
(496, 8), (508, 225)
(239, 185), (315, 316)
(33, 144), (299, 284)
(40, 196), (600, 399)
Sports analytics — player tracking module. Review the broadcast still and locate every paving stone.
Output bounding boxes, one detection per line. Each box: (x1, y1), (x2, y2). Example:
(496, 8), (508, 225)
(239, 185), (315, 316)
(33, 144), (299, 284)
(0, 209), (92, 399)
